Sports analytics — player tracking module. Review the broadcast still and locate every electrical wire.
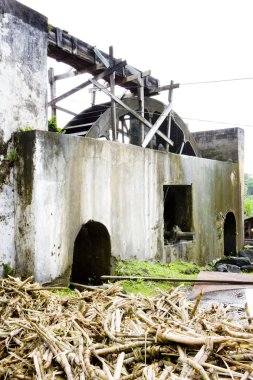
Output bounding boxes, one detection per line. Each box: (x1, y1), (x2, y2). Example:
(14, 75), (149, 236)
(180, 76), (253, 86)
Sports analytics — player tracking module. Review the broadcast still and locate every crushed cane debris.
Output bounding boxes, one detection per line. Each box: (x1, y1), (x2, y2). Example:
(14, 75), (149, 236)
(0, 276), (253, 379)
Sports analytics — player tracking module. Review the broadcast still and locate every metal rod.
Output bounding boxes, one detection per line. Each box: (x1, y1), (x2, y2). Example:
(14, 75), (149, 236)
(101, 275), (253, 285)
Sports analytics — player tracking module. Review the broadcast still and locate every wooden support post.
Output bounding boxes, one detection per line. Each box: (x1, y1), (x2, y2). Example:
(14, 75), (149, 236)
(91, 89), (96, 106)
(166, 80), (174, 152)
(142, 103), (172, 148)
(109, 46), (117, 141)
(48, 67), (56, 119)
(137, 76), (144, 144)
(90, 78), (174, 147)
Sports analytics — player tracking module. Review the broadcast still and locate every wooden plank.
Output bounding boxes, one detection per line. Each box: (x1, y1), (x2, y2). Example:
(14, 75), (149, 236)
(101, 274), (253, 285)
(141, 70), (151, 78)
(142, 103), (173, 148)
(149, 82), (180, 94)
(48, 60), (127, 107)
(122, 74), (140, 83)
(54, 70), (78, 81)
(94, 47), (110, 68)
(55, 106), (77, 116)
(90, 78), (174, 146)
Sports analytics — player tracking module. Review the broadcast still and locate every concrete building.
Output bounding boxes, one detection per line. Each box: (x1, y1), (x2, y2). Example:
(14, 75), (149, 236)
(0, 0), (244, 284)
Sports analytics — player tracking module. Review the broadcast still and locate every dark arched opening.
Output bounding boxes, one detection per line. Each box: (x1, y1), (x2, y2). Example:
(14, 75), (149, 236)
(71, 220), (111, 285)
(224, 212), (237, 255)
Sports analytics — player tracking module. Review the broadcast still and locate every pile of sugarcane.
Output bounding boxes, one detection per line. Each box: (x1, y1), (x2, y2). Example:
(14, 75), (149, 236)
(0, 277), (253, 379)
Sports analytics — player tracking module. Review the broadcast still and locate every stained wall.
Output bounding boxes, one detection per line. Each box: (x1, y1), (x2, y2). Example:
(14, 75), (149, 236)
(0, 0), (47, 275)
(14, 131), (243, 284)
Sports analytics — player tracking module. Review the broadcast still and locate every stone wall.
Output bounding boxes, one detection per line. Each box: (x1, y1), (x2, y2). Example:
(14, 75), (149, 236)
(14, 131), (243, 284)
(0, 0), (47, 275)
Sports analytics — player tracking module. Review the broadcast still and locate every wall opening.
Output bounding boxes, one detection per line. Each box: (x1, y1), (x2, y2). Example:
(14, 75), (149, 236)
(71, 220), (111, 285)
(224, 212), (237, 255)
(163, 185), (193, 243)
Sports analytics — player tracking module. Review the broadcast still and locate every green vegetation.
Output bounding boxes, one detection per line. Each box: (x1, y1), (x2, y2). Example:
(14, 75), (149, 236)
(2, 263), (14, 278)
(48, 117), (66, 134)
(53, 288), (76, 297)
(244, 173), (253, 216)
(114, 260), (210, 296)
(18, 126), (33, 132)
(7, 148), (17, 163)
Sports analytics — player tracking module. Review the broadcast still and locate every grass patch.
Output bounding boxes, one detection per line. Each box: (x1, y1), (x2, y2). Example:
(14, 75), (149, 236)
(114, 260), (211, 296)
(52, 288), (76, 297)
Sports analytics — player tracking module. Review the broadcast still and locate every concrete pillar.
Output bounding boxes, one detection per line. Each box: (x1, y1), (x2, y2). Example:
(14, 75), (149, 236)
(0, 0), (48, 276)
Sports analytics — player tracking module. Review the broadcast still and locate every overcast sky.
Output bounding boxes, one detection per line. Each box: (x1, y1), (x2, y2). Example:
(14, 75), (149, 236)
(20, 0), (253, 174)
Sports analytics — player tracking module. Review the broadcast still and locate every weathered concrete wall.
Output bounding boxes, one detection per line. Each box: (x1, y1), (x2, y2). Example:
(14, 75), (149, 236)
(0, 1), (47, 275)
(14, 131), (243, 284)
(192, 128), (244, 164)
(193, 128), (244, 251)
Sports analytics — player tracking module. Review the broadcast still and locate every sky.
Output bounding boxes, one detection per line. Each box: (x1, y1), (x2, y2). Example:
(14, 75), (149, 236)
(20, 0), (253, 174)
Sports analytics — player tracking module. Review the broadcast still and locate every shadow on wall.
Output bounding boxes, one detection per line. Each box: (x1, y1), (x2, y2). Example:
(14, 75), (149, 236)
(224, 212), (237, 255)
(71, 220), (111, 285)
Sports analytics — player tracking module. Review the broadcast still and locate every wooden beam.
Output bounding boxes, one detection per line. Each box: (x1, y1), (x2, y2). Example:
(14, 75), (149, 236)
(55, 106), (77, 116)
(109, 46), (117, 141)
(93, 47), (110, 68)
(90, 78), (174, 147)
(48, 67), (56, 119)
(122, 74), (140, 83)
(149, 82), (180, 94)
(54, 70), (78, 81)
(101, 275), (253, 285)
(142, 103), (172, 148)
(48, 25), (159, 92)
(138, 76), (145, 143)
(48, 60), (127, 107)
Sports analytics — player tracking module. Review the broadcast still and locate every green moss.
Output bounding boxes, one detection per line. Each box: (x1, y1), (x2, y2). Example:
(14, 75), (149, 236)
(52, 288), (76, 297)
(114, 260), (211, 296)
(114, 259), (209, 278)
(120, 280), (181, 296)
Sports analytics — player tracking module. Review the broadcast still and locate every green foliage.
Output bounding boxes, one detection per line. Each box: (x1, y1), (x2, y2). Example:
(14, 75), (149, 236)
(53, 288), (76, 297)
(114, 260), (211, 296)
(7, 148), (17, 163)
(2, 263), (14, 278)
(18, 126), (33, 132)
(48, 117), (66, 134)
(244, 173), (253, 216)
(245, 197), (253, 217)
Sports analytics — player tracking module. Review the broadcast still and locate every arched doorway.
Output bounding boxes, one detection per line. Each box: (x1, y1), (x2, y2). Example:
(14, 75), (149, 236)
(71, 220), (111, 285)
(224, 212), (237, 255)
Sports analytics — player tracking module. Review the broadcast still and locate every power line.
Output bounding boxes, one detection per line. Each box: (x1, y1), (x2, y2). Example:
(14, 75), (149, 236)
(180, 76), (253, 86)
(182, 117), (253, 128)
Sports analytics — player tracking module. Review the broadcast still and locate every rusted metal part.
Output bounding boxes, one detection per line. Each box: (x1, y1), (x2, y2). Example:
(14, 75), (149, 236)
(189, 271), (253, 299)
(164, 225), (194, 242)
